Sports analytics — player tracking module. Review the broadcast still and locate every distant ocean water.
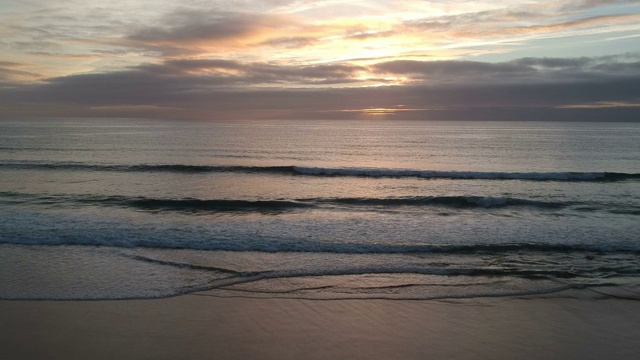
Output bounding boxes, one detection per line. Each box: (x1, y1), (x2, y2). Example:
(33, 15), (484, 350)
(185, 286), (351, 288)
(1, 118), (639, 300)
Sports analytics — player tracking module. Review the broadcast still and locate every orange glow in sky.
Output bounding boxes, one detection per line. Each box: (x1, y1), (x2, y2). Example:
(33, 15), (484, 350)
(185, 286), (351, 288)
(1, 1), (639, 120)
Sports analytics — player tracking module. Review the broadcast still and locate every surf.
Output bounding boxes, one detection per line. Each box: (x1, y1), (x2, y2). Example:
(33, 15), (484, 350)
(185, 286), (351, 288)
(2, 161), (639, 182)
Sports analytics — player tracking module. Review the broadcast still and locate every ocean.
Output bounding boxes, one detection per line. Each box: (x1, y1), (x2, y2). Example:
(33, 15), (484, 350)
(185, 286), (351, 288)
(0, 118), (639, 300)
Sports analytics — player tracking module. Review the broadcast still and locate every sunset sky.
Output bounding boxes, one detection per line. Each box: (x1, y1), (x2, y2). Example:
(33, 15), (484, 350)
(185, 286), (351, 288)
(1, 0), (639, 120)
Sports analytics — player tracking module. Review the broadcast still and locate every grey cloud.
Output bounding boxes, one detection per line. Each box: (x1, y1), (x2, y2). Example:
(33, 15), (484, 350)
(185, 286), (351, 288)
(27, 14), (76, 22)
(1, 55), (639, 121)
(592, 61), (640, 73)
(259, 36), (319, 48)
(561, 0), (640, 11)
(10, 40), (63, 52)
(372, 60), (535, 82)
(404, 7), (640, 38)
(372, 55), (640, 84)
(128, 9), (282, 44)
(4, 78), (639, 121)
(137, 59), (365, 84)
(0, 62), (41, 85)
(154, 59), (247, 73)
(0, 58), (365, 106)
(29, 71), (234, 105)
(0, 68), (26, 83)
(244, 63), (364, 82)
(499, 14), (640, 36)
(405, 10), (550, 31)
(7, 25), (53, 41)
(510, 57), (592, 68)
(342, 27), (397, 40)
(2, 8), (140, 61)
(0, 61), (22, 67)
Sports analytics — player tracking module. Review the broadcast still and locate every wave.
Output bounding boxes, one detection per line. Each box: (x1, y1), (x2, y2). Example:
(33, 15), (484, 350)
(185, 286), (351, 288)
(290, 166), (639, 182)
(3, 235), (639, 255)
(2, 161), (639, 182)
(128, 255), (638, 281)
(322, 196), (575, 209)
(0, 192), (311, 213)
(122, 242), (640, 258)
(100, 197), (312, 213)
(0, 192), (592, 213)
(0, 161), (270, 174)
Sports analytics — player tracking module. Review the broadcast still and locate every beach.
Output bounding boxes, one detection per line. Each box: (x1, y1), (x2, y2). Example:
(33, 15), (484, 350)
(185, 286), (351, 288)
(2, 295), (639, 360)
(3, 1), (640, 358)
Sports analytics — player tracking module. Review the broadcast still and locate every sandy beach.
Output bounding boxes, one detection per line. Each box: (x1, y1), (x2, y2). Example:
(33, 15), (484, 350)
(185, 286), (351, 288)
(1, 294), (638, 360)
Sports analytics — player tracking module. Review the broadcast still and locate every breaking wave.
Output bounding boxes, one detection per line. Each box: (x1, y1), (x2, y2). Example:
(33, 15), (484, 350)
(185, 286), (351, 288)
(2, 161), (639, 182)
(3, 234), (639, 255)
(0, 192), (599, 213)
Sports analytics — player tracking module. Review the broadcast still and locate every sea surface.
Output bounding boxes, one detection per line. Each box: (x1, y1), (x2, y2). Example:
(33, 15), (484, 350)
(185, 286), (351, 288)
(1, 118), (639, 300)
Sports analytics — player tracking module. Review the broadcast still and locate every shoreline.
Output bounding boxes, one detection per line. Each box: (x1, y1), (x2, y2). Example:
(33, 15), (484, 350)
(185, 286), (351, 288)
(2, 295), (639, 360)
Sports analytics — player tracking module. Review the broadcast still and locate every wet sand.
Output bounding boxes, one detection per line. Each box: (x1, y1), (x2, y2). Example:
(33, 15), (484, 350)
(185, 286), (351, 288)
(1, 295), (639, 360)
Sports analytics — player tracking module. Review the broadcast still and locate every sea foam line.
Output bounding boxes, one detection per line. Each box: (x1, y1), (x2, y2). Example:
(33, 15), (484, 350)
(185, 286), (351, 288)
(128, 254), (640, 281)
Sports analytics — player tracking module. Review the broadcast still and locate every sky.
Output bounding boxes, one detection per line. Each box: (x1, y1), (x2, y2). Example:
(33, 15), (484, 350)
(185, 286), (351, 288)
(1, 0), (639, 121)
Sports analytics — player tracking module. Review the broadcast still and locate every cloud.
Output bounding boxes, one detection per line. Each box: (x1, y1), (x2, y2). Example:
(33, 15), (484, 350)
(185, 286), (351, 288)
(0, 61), (42, 85)
(126, 9), (293, 53)
(4, 0), (639, 82)
(2, 54), (639, 121)
(372, 60), (536, 83)
(490, 13), (640, 37)
(561, 0), (640, 11)
(557, 99), (640, 108)
(259, 36), (319, 48)
(341, 27), (397, 41)
(371, 54), (640, 85)
(510, 57), (592, 68)
(405, 10), (548, 31)
(403, 6), (640, 42)
(134, 58), (366, 85)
